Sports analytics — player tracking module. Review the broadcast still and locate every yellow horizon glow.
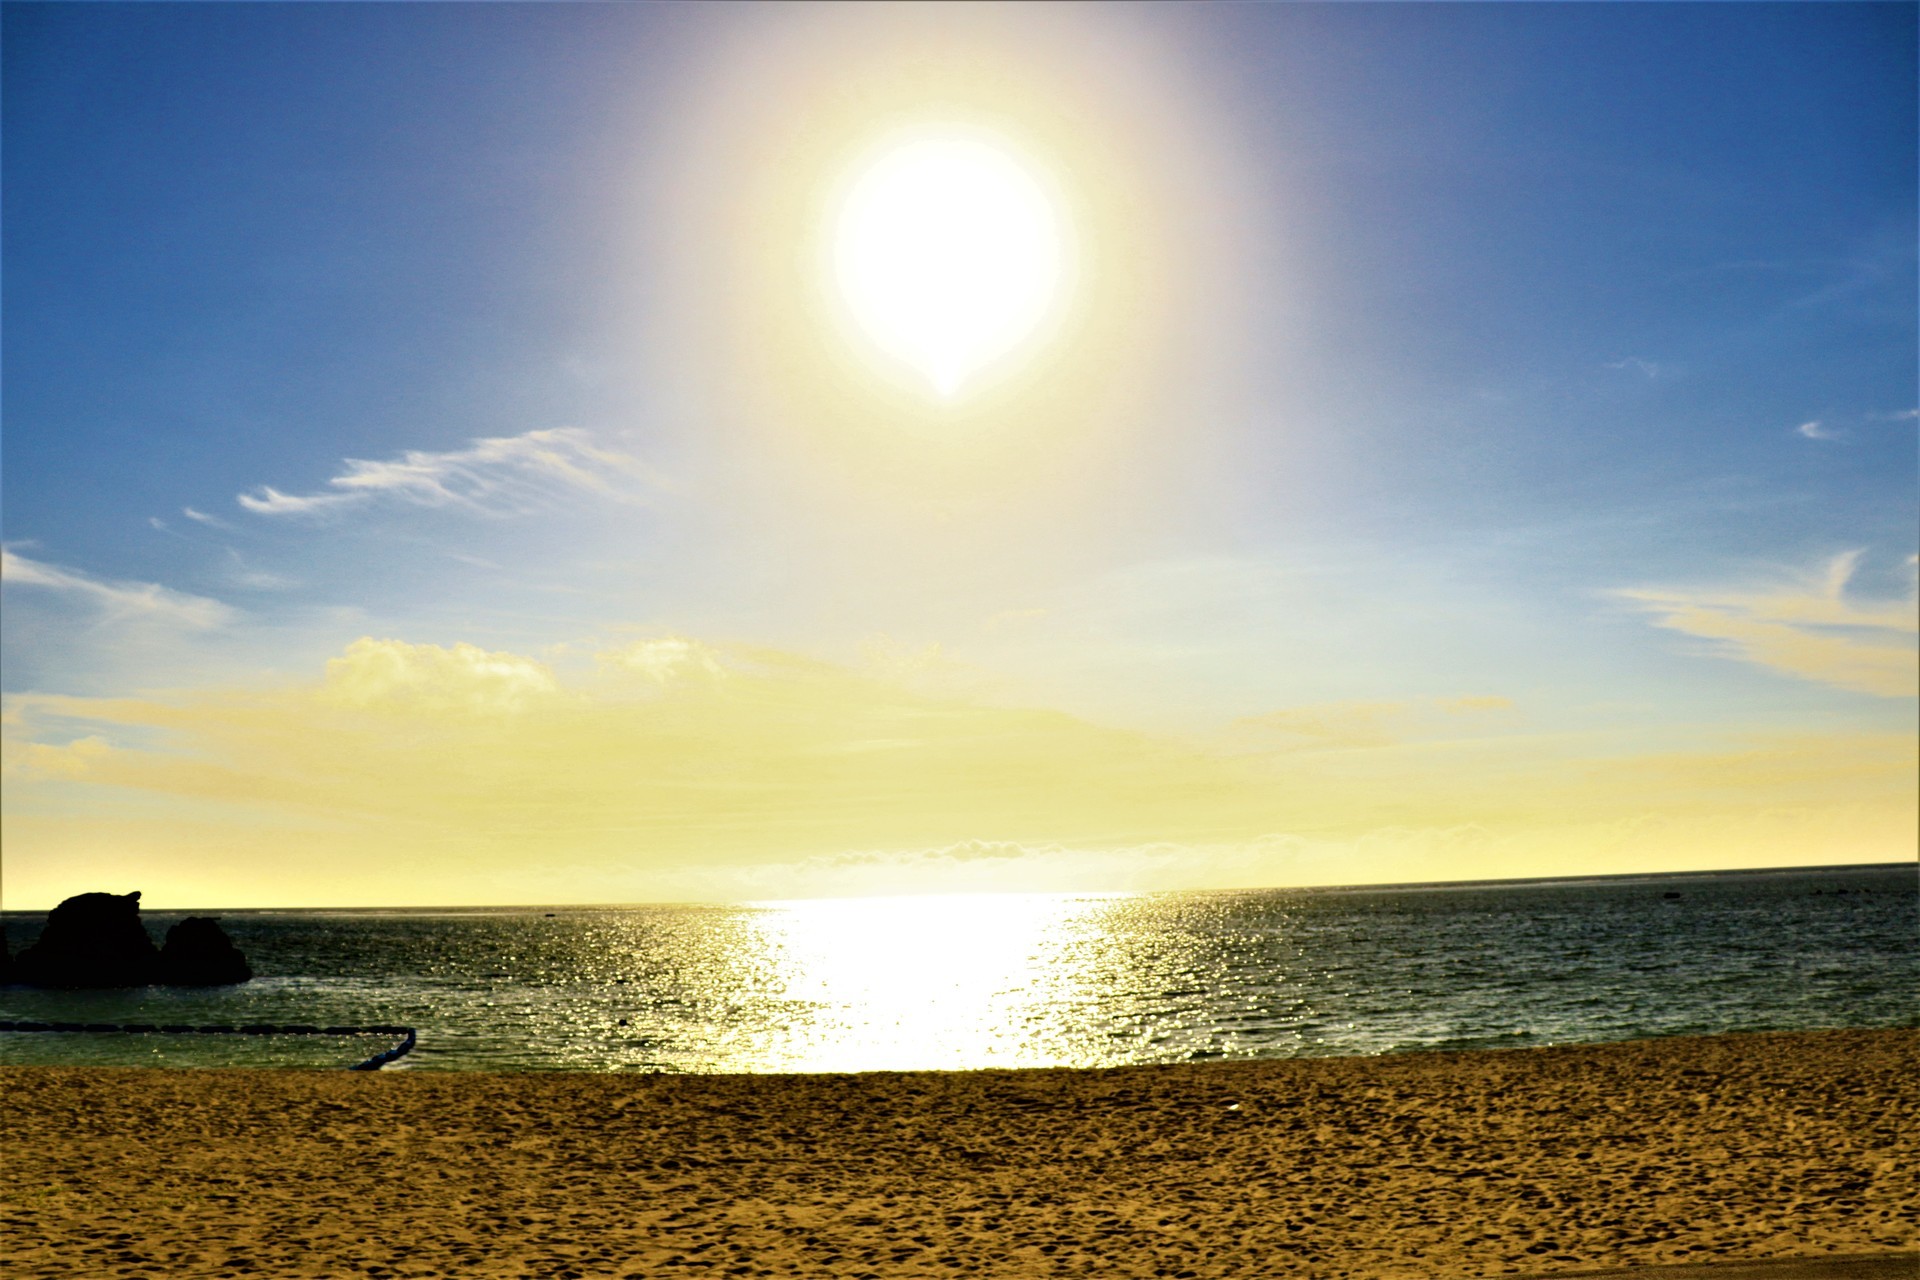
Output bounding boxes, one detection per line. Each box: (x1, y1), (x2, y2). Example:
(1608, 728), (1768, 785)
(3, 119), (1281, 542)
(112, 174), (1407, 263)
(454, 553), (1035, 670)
(3, 634), (1913, 909)
(831, 127), (1068, 400)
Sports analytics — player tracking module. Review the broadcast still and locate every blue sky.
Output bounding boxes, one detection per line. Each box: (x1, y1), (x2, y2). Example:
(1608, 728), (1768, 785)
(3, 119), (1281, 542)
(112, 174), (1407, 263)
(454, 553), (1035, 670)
(3, 3), (1914, 906)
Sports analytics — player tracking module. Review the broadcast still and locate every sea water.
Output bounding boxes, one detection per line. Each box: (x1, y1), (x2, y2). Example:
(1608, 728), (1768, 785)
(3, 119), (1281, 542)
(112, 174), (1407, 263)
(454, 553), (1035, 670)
(1, 865), (1912, 1073)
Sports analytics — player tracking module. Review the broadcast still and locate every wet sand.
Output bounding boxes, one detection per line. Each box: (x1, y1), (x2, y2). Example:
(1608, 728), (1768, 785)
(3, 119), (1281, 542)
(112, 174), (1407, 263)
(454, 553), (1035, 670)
(2, 1028), (1914, 1278)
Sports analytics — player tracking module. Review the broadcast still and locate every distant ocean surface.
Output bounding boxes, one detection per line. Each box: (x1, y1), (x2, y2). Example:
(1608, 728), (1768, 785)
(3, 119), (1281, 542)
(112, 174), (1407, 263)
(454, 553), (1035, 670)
(2, 865), (1913, 1074)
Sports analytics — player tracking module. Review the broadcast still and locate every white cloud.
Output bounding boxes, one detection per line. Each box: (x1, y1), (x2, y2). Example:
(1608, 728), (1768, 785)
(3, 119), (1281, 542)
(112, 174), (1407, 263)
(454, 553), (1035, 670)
(597, 636), (729, 685)
(237, 428), (659, 519)
(1605, 357), (1664, 379)
(321, 636), (561, 715)
(0, 547), (235, 630)
(182, 507), (236, 530)
(1617, 550), (1918, 698)
(223, 550), (294, 592)
(235, 485), (368, 516)
(1796, 409), (1918, 438)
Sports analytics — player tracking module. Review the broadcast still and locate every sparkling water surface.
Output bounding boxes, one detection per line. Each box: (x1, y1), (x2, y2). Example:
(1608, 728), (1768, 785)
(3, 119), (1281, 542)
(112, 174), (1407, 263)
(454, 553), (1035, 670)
(2, 865), (1912, 1073)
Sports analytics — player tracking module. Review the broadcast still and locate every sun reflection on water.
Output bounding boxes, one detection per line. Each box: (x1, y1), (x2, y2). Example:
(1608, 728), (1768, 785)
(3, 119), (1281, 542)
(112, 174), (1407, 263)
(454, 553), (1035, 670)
(736, 892), (1124, 1072)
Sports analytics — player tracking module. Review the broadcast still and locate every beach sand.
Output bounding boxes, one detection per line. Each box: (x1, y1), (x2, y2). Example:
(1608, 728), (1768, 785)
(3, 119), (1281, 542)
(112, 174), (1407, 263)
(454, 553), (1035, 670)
(2, 1028), (1913, 1278)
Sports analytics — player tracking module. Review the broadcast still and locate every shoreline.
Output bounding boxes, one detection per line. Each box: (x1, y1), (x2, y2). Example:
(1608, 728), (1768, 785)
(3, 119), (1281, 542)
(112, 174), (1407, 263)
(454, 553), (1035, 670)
(5, 1020), (1915, 1079)
(4, 1028), (1915, 1278)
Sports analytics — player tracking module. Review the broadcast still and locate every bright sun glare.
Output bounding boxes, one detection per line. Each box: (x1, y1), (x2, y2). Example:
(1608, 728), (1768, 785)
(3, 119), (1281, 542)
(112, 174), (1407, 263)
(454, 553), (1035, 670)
(833, 130), (1066, 400)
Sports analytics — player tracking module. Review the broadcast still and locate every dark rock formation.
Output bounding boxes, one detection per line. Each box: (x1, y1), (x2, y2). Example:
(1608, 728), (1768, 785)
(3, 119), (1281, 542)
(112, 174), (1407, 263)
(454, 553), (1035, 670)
(12, 891), (161, 987)
(158, 917), (253, 985)
(9, 891), (252, 987)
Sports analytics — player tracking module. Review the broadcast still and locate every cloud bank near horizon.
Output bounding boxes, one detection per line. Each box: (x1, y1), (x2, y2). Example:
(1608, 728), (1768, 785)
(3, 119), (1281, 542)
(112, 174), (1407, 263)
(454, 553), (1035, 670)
(3, 631), (1909, 907)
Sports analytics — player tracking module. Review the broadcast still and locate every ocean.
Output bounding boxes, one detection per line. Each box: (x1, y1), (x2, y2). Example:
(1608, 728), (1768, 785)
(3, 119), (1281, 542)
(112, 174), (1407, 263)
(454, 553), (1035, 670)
(1, 864), (1912, 1074)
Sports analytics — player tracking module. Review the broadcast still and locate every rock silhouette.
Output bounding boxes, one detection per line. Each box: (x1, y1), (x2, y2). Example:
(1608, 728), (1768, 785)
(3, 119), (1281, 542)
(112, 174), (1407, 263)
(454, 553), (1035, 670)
(159, 916), (253, 985)
(9, 891), (251, 988)
(12, 891), (160, 987)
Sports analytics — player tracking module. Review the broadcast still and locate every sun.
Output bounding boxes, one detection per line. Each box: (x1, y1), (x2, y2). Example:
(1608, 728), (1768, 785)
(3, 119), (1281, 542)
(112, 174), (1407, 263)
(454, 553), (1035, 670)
(831, 127), (1068, 400)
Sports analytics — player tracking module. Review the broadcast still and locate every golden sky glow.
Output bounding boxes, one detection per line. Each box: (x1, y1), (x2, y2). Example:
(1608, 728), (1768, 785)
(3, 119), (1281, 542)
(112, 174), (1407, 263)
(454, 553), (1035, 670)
(4, 635), (1910, 907)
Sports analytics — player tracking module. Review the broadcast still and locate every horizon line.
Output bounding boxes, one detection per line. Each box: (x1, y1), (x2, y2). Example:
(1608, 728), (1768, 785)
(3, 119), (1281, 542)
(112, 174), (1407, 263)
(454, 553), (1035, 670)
(0, 860), (1908, 917)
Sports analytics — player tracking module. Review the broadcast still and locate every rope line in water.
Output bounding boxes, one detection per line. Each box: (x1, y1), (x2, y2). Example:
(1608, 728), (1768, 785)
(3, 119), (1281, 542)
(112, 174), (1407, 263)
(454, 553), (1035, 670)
(0, 1020), (418, 1071)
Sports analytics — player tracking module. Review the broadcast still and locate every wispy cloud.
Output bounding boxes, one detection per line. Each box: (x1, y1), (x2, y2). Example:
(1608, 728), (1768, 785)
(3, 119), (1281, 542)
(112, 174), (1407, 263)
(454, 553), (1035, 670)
(1605, 357), (1664, 379)
(236, 486), (367, 516)
(1794, 408), (1920, 441)
(237, 428), (660, 519)
(1617, 550), (1918, 698)
(222, 549), (295, 592)
(0, 547), (235, 630)
(182, 507), (236, 530)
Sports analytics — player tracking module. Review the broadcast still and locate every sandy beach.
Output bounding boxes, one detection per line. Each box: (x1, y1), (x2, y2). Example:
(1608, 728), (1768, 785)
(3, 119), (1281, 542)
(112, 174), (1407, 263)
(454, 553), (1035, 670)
(2, 1028), (1914, 1278)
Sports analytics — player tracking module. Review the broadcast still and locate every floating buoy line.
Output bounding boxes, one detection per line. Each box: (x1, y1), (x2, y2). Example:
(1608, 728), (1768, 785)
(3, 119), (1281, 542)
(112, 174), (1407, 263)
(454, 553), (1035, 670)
(0, 1020), (417, 1071)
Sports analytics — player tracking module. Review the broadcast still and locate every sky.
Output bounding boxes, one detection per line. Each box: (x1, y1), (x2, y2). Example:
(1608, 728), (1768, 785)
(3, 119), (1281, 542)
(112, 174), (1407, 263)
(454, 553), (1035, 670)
(2, 2), (1914, 909)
